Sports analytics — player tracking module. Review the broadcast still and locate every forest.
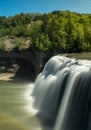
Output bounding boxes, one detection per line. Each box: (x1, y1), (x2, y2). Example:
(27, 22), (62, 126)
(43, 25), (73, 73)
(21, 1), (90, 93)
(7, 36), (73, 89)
(0, 10), (91, 52)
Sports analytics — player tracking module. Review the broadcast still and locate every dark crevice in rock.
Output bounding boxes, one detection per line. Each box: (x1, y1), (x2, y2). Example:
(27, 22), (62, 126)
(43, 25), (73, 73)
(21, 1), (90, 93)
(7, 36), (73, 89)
(0, 48), (61, 81)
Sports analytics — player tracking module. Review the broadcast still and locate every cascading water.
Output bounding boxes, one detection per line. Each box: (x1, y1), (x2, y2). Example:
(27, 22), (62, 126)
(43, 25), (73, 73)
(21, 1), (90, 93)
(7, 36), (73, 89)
(32, 55), (91, 130)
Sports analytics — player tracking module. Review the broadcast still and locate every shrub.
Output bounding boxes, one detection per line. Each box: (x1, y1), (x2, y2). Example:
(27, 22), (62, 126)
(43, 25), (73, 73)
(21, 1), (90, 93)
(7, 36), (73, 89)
(15, 38), (23, 51)
(0, 41), (6, 51)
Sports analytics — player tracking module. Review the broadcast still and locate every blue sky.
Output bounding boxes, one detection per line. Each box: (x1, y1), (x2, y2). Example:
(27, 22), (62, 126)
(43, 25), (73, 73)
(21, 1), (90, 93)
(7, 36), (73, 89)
(0, 0), (91, 17)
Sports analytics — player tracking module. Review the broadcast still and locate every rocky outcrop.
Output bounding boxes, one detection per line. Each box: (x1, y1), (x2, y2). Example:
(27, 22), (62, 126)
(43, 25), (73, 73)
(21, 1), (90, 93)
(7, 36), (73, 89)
(0, 48), (61, 81)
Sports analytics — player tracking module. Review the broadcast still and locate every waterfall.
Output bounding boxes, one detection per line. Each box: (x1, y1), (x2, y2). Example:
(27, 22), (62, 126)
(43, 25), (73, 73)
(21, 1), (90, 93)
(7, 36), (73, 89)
(33, 55), (91, 130)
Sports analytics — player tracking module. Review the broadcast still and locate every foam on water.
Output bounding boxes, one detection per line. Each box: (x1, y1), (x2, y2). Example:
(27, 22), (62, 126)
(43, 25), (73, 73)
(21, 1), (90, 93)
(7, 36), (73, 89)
(33, 55), (91, 130)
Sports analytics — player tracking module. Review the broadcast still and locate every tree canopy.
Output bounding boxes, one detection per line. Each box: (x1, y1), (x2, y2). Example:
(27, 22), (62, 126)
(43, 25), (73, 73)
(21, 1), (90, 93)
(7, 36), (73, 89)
(0, 11), (91, 52)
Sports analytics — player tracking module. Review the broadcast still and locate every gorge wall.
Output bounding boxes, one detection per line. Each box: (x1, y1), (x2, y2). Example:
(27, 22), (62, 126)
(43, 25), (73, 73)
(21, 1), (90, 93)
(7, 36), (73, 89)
(0, 48), (61, 81)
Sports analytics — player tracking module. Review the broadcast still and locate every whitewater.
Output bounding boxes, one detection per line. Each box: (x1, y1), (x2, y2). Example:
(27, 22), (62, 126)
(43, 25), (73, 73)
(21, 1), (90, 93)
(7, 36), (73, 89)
(32, 55), (91, 130)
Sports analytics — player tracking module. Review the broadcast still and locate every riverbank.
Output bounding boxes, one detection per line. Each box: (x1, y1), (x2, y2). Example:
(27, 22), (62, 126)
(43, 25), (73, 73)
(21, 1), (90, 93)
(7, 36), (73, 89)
(0, 72), (31, 82)
(0, 73), (14, 81)
(0, 72), (15, 81)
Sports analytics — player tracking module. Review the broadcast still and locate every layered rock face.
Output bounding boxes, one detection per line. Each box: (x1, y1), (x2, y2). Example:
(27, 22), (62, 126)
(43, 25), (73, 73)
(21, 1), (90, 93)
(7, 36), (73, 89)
(0, 48), (61, 81)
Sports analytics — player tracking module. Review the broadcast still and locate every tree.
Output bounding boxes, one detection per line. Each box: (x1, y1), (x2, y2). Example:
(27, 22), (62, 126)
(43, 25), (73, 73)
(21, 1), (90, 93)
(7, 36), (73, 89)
(15, 37), (23, 51)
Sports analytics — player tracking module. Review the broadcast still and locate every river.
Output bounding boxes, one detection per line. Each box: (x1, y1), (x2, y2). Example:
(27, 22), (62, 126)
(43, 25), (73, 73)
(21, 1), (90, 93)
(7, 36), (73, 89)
(0, 81), (52, 130)
(1, 53), (91, 130)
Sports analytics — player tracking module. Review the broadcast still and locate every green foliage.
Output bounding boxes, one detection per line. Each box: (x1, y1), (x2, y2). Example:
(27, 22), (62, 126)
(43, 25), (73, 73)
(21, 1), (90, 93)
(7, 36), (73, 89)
(0, 11), (91, 52)
(15, 38), (23, 51)
(0, 41), (6, 51)
(31, 33), (52, 51)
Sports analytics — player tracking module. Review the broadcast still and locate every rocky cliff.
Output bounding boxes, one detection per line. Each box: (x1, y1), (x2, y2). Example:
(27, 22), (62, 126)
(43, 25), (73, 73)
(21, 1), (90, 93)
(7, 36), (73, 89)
(0, 48), (61, 81)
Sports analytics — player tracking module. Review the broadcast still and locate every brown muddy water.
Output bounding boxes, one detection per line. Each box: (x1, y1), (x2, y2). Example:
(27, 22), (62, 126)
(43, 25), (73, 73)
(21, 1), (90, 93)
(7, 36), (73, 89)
(0, 81), (51, 130)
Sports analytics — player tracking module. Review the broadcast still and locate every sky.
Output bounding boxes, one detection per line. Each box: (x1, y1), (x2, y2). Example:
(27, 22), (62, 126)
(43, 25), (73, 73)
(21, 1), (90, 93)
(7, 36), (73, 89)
(0, 0), (91, 17)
